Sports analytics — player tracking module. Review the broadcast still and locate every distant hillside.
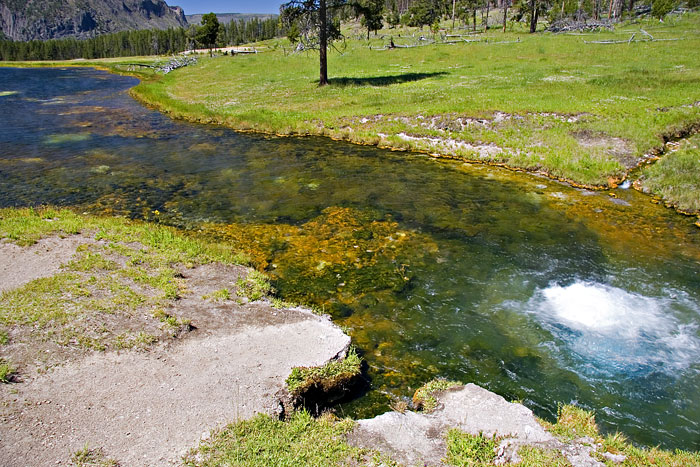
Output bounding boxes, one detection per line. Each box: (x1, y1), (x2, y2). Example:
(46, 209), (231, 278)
(186, 13), (277, 25)
(0, 0), (187, 41)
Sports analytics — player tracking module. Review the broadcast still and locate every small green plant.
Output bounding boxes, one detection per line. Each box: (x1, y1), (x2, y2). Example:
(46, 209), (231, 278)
(286, 348), (362, 397)
(70, 444), (119, 466)
(516, 446), (571, 466)
(235, 270), (273, 301)
(0, 358), (16, 383)
(0, 329), (9, 345)
(202, 288), (230, 302)
(113, 332), (158, 350)
(544, 404), (599, 440)
(152, 309), (191, 332)
(271, 297), (294, 309)
(596, 430), (700, 466)
(444, 429), (498, 466)
(412, 378), (461, 412)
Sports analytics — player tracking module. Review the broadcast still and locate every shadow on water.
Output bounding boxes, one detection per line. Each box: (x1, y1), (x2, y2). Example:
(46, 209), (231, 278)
(1, 67), (700, 451)
(329, 72), (447, 87)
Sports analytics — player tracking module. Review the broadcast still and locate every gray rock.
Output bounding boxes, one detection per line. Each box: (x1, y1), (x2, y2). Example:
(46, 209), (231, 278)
(349, 383), (605, 467)
(602, 451), (627, 463)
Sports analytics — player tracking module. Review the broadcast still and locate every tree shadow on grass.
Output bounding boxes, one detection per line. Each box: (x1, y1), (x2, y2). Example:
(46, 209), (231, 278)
(328, 72), (448, 87)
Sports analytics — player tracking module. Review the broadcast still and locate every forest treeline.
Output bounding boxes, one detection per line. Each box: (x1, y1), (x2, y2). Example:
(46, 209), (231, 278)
(336, 0), (697, 35)
(0, 16), (280, 61)
(1, 0), (696, 61)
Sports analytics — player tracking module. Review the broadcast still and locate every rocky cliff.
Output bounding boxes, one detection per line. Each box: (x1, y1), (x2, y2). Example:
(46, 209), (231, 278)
(0, 0), (187, 41)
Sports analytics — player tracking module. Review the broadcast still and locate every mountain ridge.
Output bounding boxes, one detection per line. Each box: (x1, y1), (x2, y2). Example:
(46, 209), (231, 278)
(0, 0), (187, 41)
(185, 13), (278, 25)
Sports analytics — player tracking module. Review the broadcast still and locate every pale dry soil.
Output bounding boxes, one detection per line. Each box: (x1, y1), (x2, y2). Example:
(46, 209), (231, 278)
(0, 237), (351, 466)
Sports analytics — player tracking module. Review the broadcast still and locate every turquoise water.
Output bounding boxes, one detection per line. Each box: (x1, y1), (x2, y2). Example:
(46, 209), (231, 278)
(1, 67), (699, 449)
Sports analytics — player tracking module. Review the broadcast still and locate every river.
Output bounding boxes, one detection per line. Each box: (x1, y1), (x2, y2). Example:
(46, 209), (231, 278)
(1, 66), (699, 449)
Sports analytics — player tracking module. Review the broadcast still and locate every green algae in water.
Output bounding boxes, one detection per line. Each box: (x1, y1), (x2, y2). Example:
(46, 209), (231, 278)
(1, 66), (700, 450)
(44, 133), (92, 144)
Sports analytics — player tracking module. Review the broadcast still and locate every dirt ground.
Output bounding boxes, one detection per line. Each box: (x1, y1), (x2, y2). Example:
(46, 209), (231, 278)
(0, 238), (351, 466)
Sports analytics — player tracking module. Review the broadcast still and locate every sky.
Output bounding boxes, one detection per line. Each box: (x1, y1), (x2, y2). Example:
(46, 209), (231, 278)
(170, 0), (282, 15)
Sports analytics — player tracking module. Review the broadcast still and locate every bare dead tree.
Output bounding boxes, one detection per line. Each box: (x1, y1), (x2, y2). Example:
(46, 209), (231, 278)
(281, 0), (344, 86)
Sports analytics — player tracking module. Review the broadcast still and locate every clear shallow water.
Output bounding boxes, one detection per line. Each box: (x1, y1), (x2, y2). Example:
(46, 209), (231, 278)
(1, 67), (699, 449)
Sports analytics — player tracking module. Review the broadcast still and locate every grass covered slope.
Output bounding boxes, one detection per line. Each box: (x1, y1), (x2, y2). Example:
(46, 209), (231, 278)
(0, 207), (246, 374)
(132, 14), (700, 187)
(640, 133), (700, 216)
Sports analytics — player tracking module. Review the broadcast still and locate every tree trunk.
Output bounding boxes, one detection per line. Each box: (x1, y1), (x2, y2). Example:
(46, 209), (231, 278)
(473, 8), (477, 31)
(594, 0), (599, 19)
(452, 0), (456, 30)
(529, 0), (538, 32)
(484, 0), (490, 32)
(319, 0), (328, 86)
(503, 0), (508, 32)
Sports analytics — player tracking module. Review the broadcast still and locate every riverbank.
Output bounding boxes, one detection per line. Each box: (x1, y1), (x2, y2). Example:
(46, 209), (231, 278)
(124, 14), (700, 217)
(0, 207), (354, 465)
(185, 380), (700, 467)
(4, 14), (699, 221)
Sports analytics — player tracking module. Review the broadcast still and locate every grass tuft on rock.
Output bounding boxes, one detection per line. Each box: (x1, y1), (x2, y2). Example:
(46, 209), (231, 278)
(544, 404), (599, 441)
(286, 348), (362, 398)
(235, 270), (273, 302)
(516, 446), (571, 466)
(444, 428), (498, 467)
(412, 378), (461, 412)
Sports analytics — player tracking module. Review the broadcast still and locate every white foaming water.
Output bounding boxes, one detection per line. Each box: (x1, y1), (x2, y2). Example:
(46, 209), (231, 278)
(530, 281), (700, 375)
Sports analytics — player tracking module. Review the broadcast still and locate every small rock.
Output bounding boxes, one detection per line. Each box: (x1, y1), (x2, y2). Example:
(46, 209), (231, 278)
(601, 452), (627, 463)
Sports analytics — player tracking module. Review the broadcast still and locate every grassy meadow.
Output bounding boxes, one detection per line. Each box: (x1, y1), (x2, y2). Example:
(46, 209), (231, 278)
(128, 13), (700, 192)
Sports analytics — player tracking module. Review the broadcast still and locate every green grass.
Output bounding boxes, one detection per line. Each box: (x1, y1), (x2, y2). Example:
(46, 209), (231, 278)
(0, 206), (246, 264)
(286, 348), (362, 397)
(539, 404), (700, 466)
(202, 288), (231, 302)
(641, 133), (700, 215)
(128, 14), (700, 188)
(183, 411), (372, 467)
(516, 446), (572, 466)
(444, 429), (499, 466)
(599, 432), (700, 466)
(412, 377), (461, 412)
(0, 206), (246, 366)
(543, 404), (600, 441)
(0, 358), (16, 382)
(70, 444), (119, 467)
(235, 269), (273, 302)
